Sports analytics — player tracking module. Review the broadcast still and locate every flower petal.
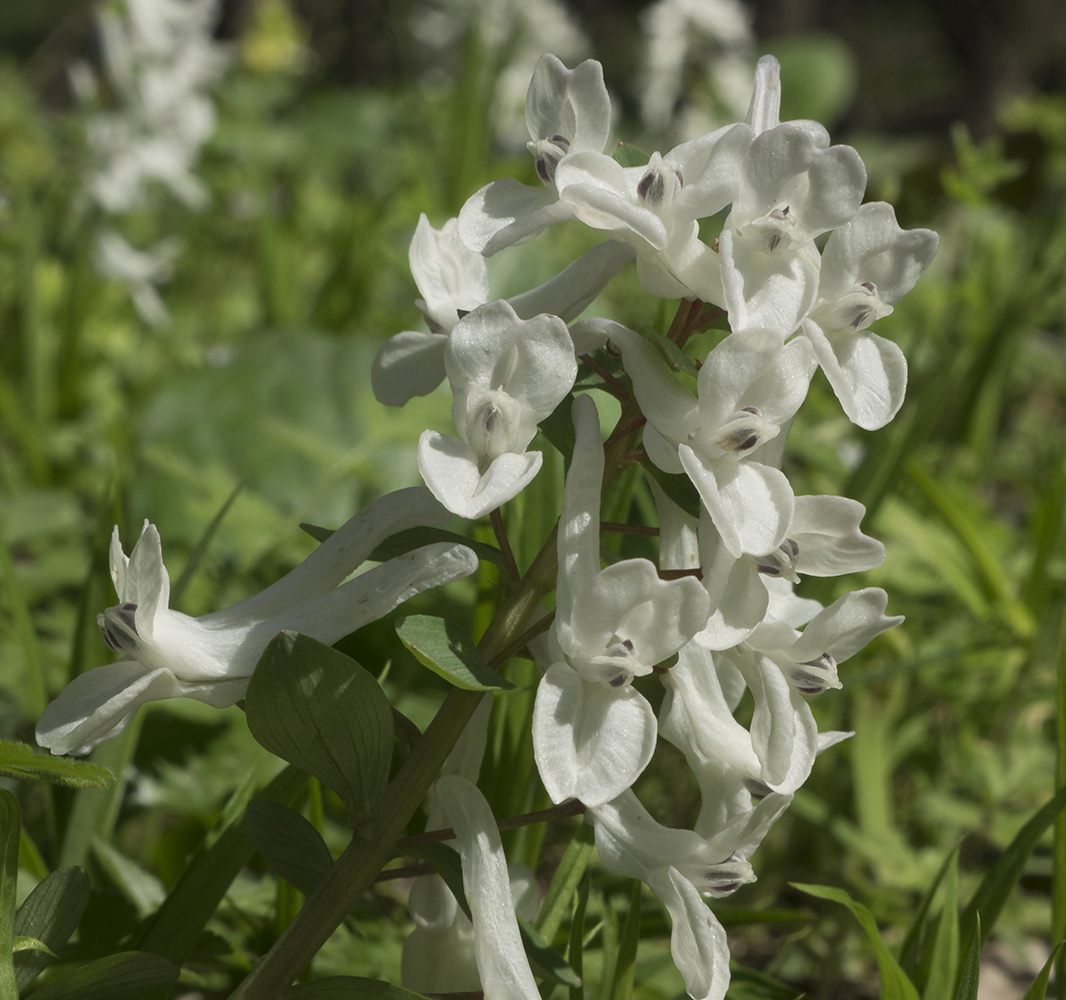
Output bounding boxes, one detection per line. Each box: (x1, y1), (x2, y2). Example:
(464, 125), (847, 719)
(436, 775), (541, 1000)
(36, 661), (245, 756)
(370, 329), (448, 407)
(803, 320), (907, 430)
(458, 179), (573, 255)
(533, 663), (656, 807)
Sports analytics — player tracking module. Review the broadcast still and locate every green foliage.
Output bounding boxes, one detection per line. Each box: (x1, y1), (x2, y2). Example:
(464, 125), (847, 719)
(0, 740), (113, 787)
(0, 8), (1064, 999)
(395, 615), (515, 691)
(246, 633), (394, 828)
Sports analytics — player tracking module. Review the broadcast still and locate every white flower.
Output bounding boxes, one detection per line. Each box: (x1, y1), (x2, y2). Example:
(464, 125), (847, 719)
(84, 0), (229, 213)
(93, 229), (182, 327)
(552, 123), (752, 300)
(697, 494), (885, 649)
(402, 697), (541, 994)
(741, 587), (903, 696)
(36, 488), (478, 756)
(718, 123), (867, 336)
(661, 641), (819, 801)
(417, 300), (577, 518)
(459, 53), (612, 255)
(610, 323), (815, 557)
(590, 789), (771, 1000)
(801, 201), (939, 429)
(532, 395), (709, 807)
(427, 775), (542, 1000)
(372, 214), (633, 407)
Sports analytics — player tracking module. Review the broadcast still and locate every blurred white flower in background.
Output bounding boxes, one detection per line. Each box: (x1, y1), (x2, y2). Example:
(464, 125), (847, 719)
(639, 0), (755, 141)
(409, 0), (589, 150)
(74, 0), (230, 323)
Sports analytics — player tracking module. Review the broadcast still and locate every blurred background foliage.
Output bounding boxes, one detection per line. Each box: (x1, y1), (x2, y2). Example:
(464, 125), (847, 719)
(1, 1), (1065, 998)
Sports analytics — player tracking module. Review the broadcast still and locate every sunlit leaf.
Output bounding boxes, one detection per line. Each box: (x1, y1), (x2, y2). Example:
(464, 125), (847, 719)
(396, 616), (514, 691)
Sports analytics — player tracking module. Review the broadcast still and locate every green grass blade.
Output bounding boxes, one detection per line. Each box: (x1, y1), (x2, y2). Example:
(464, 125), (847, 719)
(922, 849), (959, 1000)
(609, 880), (642, 1000)
(900, 844), (960, 977)
(569, 872), (591, 1000)
(793, 883), (920, 1000)
(536, 820), (596, 942)
(953, 916), (981, 1000)
(960, 783), (1066, 957)
(1021, 939), (1064, 1000)
(58, 714), (142, 869)
(0, 790), (21, 1000)
(170, 480), (242, 605)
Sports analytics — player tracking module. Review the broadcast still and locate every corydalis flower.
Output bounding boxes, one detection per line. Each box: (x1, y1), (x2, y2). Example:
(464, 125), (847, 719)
(533, 395), (709, 807)
(417, 300), (577, 519)
(372, 214), (633, 407)
(459, 53), (611, 254)
(801, 201), (938, 430)
(37, 488), (478, 755)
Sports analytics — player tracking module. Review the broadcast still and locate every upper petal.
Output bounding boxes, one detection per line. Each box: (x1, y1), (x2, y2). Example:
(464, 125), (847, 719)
(458, 179), (573, 256)
(525, 54), (610, 153)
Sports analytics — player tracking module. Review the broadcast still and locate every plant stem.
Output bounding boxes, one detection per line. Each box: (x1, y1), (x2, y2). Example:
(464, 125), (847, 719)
(229, 392), (647, 998)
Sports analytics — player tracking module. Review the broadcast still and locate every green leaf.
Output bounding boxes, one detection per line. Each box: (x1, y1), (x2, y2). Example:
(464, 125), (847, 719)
(0, 740), (113, 787)
(610, 880), (642, 1000)
(13, 865), (90, 990)
(954, 916), (980, 1000)
(900, 843), (960, 977)
(91, 838), (166, 919)
(245, 632), (394, 828)
(569, 872), (591, 1000)
(922, 849), (959, 1000)
(396, 616), (514, 691)
(134, 765), (307, 964)
(20, 951), (179, 1000)
(0, 789), (21, 1000)
(246, 800), (334, 896)
(301, 522), (504, 569)
(11, 936), (56, 955)
(536, 820), (596, 942)
(612, 142), (650, 168)
(793, 883), (920, 1000)
(1020, 939), (1065, 1000)
(539, 393), (578, 468)
(960, 784), (1066, 953)
(281, 977), (429, 999)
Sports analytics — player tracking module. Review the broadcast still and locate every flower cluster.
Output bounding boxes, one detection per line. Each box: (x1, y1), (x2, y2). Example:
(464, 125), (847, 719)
(377, 52), (936, 999)
(37, 47), (938, 1000)
(73, 0), (229, 325)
